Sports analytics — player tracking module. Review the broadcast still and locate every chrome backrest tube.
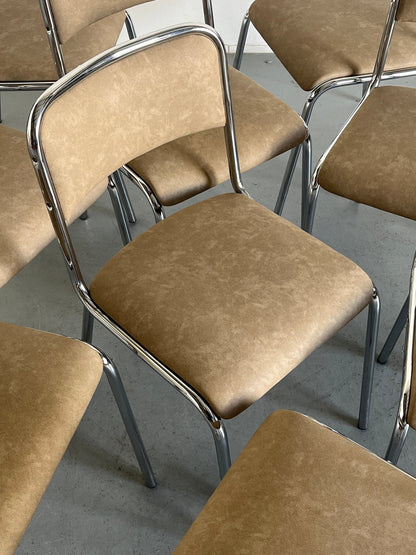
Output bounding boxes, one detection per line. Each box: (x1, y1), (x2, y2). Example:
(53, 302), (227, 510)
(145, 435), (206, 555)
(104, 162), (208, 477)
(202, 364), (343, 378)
(39, 0), (67, 78)
(27, 23), (245, 428)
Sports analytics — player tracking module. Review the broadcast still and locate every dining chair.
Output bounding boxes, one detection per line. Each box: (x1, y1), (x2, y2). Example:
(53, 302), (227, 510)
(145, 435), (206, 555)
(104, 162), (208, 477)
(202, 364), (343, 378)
(0, 321), (154, 555)
(28, 23), (380, 481)
(173, 408), (416, 553)
(233, 0), (416, 217)
(174, 253), (416, 553)
(303, 0), (416, 364)
(47, 0), (312, 236)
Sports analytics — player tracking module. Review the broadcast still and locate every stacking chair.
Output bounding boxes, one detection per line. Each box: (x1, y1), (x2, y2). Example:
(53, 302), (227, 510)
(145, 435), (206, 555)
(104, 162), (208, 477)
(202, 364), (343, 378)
(233, 0), (416, 216)
(28, 24), (380, 481)
(303, 0), (416, 363)
(0, 323), (155, 555)
(42, 0), (312, 233)
(175, 254), (416, 553)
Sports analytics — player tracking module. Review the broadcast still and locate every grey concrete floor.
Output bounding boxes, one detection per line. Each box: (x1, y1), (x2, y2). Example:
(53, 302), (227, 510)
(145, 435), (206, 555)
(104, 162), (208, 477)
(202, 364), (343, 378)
(2, 54), (415, 554)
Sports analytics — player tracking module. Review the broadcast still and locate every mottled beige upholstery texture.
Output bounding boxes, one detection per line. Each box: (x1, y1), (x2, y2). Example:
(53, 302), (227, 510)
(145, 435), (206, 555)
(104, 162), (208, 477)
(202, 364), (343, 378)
(40, 34), (225, 221)
(398, 0), (416, 22)
(0, 125), (108, 288)
(174, 410), (416, 554)
(0, 0), (125, 81)
(249, 0), (416, 90)
(49, 0), (152, 43)
(0, 322), (102, 555)
(128, 67), (307, 205)
(318, 86), (416, 221)
(90, 193), (373, 419)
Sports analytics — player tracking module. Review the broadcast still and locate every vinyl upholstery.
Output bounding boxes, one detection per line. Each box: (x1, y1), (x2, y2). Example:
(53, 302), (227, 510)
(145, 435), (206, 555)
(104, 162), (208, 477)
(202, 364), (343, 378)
(249, 0), (416, 90)
(397, 0), (416, 22)
(39, 34), (225, 221)
(90, 193), (373, 419)
(49, 0), (151, 43)
(0, 125), (108, 288)
(174, 410), (416, 554)
(0, 322), (102, 555)
(0, 0), (125, 81)
(318, 86), (416, 221)
(128, 67), (307, 206)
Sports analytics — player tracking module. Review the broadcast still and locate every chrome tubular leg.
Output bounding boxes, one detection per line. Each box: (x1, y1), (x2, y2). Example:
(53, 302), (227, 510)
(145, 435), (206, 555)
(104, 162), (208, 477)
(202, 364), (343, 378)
(358, 290), (381, 430)
(233, 11), (250, 70)
(103, 357), (156, 488)
(124, 11), (137, 39)
(112, 170), (136, 224)
(385, 419), (409, 464)
(302, 177), (320, 233)
(300, 135), (312, 229)
(79, 210), (89, 220)
(378, 295), (409, 364)
(82, 307), (94, 343)
(107, 177), (132, 246)
(208, 420), (231, 480)
(275, 88), (325, 216)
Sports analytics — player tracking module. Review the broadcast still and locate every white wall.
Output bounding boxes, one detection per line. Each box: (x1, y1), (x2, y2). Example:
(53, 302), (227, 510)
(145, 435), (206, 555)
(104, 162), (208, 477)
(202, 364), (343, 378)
(125, 0), (271, 52)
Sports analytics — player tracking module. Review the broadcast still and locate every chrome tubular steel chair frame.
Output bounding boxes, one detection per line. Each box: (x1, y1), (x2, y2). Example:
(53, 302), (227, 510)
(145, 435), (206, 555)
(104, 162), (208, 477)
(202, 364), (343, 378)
(385, 254), (416, 464)
(86, 344), (156, 487)
(233, 0), (416, 219)
(28, 24), (247, 479)
(303, 0), (411, 361)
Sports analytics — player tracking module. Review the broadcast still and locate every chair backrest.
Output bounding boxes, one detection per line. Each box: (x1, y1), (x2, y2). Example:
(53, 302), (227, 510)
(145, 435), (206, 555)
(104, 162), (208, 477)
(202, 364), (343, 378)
(43, 0), (152, 44)
(397, 0), (416, 22)
(28, 24), (244, 281)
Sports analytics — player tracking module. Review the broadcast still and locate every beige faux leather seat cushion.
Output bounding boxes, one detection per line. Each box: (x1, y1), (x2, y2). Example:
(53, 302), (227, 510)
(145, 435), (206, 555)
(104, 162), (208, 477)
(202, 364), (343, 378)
(90, 193), (373, 419)
(0, 322), (102, 555)
(174, 410), (416, 554)
(249, 0), (416, 91)
(0, 125), (108, 287)
(318, 86), (416, 221)
(0, 1), (125, 82)
(128, 67), (307, 206)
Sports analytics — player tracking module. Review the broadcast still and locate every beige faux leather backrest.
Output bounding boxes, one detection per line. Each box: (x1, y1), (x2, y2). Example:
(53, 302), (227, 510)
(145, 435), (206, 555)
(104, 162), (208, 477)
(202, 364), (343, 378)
(48, 0), (153, 43)
(397, 0), (416, 21)
(38, 33), (225, 221)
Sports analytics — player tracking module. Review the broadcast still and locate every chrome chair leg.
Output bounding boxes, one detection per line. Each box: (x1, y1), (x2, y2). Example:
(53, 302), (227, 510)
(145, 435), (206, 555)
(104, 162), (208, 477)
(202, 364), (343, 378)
(107, 176), (132, 246)
(301, 135), (312, 228)
(358, 289), (381, 430)
(378, 295), (409, 364)
(112, 170), (136, 224)
(302, 175), (320, 234)
(233, 11), (250, 70)
(102, 355), (156, 488)
(385, 419), (409, 464)
(82, 307), (94, 343)
(208, 419), (231, 480)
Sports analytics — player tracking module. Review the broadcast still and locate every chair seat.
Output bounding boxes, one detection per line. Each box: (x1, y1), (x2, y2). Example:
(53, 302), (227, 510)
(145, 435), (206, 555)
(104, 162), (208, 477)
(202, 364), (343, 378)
(127, 67), (307, 206)
(0, 125), (108, 287)
(0, 3), (125, 82)
(90, 193), (373, 419)
(174, 410), (416, 554)
(0, 322), (103, 554)
(249, 0), (416, 90)
(318, 86), (416, 221)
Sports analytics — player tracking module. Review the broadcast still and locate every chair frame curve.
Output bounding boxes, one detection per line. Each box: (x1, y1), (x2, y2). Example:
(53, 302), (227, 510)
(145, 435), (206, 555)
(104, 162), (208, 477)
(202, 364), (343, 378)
(28, 23), (248, 480)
